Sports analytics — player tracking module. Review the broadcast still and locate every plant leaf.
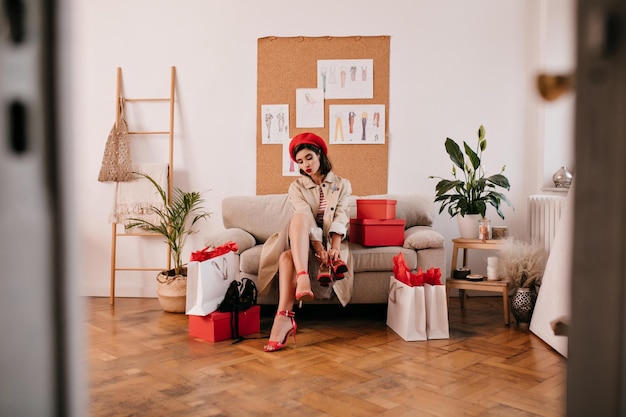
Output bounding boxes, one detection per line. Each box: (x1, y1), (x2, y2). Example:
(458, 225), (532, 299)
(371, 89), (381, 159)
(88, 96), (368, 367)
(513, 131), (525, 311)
(445, 138), (465, 170)
(463, 141), (481, 171)
(485, 173), (510, 190)
(434, 179), (463, 196)
(478, 125), (485, 140)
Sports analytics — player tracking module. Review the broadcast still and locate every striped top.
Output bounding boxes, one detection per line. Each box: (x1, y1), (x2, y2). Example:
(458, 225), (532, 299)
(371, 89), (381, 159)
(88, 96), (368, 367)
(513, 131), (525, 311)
(315, 187), (327, 227)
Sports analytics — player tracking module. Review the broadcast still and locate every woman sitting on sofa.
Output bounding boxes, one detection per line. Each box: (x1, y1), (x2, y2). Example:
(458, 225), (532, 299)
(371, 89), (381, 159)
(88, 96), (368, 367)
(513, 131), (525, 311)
(260, 132), (352, 352)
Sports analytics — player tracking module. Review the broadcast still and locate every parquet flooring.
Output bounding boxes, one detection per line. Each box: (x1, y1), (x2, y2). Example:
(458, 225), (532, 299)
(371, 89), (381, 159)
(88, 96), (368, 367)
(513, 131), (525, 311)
(86, 296), (566, 417)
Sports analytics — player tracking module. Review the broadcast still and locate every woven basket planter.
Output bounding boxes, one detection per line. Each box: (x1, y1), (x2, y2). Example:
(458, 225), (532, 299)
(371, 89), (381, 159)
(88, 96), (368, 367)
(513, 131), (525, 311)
(156, 270), (187, 313)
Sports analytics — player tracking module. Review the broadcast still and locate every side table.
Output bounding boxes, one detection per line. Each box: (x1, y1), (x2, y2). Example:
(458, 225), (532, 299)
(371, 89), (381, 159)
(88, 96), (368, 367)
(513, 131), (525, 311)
(445, 238), (510, 325)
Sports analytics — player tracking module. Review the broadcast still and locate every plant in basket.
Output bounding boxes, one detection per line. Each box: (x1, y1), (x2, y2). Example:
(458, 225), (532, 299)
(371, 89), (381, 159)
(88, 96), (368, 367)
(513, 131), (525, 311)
(496, 238), (547, 324)
(125, 172), (211, 313)
(497, 238), (546, 290)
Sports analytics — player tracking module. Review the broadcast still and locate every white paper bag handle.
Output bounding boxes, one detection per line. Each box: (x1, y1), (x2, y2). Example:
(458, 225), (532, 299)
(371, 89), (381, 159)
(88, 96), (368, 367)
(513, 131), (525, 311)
(211, 256), (228, 280)
(389, 281), (400, 304)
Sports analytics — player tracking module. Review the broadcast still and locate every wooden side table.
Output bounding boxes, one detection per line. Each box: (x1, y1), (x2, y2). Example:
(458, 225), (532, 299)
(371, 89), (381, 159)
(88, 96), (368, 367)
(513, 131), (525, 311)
(446, 238), (510, 325)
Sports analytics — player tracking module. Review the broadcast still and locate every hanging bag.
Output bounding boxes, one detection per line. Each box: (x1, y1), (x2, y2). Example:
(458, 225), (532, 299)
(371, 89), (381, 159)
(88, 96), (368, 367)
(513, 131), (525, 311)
(97, 99), (134, 182)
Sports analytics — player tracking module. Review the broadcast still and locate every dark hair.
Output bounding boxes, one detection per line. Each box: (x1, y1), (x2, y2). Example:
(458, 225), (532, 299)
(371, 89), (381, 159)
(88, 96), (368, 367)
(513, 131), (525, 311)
(293, 143), (332, 176)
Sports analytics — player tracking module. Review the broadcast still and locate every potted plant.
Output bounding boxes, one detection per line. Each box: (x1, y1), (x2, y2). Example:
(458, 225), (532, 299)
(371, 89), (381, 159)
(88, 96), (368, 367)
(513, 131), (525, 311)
(429, 125), (512, 238)
(125, 173), (211, 313)
(496, 238), (546, 324)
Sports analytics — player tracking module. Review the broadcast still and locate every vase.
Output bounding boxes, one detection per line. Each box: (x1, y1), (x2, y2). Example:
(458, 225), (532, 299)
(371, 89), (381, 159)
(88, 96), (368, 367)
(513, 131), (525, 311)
(457, 214), (481, 238)
(156, 272), (187, 313)
(510, 287), (538, 324)
(552, 166), (573, 188)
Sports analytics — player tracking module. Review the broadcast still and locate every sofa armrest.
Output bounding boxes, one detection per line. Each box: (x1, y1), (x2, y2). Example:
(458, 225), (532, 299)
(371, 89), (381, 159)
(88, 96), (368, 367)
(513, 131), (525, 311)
(204, 228), (257, 254)
(403, 226), (444, 250)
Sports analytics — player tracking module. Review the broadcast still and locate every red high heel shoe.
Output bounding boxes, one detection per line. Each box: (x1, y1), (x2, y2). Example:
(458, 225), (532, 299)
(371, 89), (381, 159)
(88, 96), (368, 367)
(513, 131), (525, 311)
(263, 310), (296, 352)
(295, 271), (314, 303)
(331, 259), (348, 281)
(317, 263), (332, 287)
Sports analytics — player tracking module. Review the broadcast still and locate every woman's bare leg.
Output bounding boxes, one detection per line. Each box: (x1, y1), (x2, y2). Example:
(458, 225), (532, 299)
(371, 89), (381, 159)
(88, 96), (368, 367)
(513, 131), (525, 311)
(267, 214), (312, 344)
(289, 213), (312, 295)
(289, 213), (310, 273)
(267, 250), (297, 343)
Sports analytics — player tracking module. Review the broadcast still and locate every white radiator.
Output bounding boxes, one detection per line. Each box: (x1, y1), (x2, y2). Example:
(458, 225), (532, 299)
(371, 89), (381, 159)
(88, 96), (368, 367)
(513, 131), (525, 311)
(529, 194), (567, 255)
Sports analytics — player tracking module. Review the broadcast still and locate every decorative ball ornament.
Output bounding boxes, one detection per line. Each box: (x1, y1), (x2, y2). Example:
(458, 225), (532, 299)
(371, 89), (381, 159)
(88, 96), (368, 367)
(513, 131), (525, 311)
(552, 166), (573, 188)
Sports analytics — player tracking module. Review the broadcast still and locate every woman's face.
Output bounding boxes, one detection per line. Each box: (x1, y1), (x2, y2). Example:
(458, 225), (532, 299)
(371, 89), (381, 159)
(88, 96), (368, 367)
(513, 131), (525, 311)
(295, 148), (320, 176)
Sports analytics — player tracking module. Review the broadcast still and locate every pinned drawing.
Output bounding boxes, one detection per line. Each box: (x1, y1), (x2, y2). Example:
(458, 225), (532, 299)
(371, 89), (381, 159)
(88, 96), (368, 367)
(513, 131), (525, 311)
(261, 104), (290, 144)
(296, 88), (324, 128)
(282, 142), (300, 176)
(318, 59), (373, 99)
(329, 104), (385, 144)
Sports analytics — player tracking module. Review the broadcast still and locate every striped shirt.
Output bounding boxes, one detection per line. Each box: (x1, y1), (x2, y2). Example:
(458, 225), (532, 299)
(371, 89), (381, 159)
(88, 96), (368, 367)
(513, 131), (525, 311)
(315, 187), (327, 227)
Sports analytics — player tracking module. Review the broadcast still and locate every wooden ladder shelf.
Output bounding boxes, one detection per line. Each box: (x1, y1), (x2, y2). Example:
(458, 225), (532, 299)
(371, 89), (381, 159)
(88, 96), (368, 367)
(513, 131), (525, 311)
(109, 66), (176, 305)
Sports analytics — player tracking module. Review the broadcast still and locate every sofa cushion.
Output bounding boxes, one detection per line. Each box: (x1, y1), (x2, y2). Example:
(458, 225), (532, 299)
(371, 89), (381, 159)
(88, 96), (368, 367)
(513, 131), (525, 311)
(222, 194), (293, 243)
(238, 243), (419, 276)
(204, 228), (257, 254)
(349, 244), (418, 273)
(350, 193), (434, 227)
(239, 244), (263, 275)
(403, 226), (445, 250)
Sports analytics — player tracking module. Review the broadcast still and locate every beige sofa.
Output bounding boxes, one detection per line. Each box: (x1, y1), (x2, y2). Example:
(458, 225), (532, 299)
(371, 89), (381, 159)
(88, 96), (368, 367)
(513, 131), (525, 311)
(204, 193), (446, 305)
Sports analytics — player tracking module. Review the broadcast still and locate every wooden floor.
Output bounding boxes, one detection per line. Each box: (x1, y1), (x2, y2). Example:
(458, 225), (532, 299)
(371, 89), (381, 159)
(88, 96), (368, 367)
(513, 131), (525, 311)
(87, 296), (566, 417)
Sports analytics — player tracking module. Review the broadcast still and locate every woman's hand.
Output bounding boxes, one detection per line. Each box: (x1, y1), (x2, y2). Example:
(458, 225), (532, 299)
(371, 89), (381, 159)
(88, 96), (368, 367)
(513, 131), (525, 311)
(315, 250), (329, 266)
(315, 249), (340, 266)
(327, 248), (341, 262)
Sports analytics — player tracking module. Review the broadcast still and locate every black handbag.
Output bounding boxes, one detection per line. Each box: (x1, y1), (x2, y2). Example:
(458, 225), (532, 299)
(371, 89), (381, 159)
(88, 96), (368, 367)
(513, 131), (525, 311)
(217, 278), (258, 342)
(217, 280), (242, 313)
(237, 277), (258, 311)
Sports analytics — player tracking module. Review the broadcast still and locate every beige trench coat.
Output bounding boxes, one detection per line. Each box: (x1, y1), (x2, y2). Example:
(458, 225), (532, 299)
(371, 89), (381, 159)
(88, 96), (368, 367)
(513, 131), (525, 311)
(257, 171), (354, 306)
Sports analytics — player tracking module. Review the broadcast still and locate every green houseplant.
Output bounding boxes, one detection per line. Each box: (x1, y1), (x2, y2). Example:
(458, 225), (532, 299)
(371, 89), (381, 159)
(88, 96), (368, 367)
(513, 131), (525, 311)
(429, 125), (512, 237)
(125, 173), (211, 313)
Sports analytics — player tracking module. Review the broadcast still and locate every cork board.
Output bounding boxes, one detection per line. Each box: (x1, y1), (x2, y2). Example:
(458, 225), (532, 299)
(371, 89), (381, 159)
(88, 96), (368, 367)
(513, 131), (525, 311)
(257, 35), (390, 195)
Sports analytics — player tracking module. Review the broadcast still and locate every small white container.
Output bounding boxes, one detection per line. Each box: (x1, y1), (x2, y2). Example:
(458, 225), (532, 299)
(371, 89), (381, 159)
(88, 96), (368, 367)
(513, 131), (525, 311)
(487, 266), (499, 281)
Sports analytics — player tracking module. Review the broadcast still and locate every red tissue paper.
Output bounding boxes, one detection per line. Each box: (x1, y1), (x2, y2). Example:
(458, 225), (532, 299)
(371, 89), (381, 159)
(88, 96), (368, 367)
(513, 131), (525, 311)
(424, 267), (442, 286)
(392, 252), (441, 287)
(410, 266), (425, 287)
(190, 241), (238, 262)
(392, 252), (412, 286)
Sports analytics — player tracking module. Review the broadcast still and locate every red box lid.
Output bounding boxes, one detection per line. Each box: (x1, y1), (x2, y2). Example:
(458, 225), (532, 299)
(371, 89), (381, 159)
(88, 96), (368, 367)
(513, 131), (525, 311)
(350, 218), (405, 226)
(356, 199), (397, 205)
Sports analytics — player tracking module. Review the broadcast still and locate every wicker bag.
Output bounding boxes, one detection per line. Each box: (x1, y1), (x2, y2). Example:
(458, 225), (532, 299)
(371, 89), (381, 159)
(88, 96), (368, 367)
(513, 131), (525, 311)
(97, 101), (134, 182)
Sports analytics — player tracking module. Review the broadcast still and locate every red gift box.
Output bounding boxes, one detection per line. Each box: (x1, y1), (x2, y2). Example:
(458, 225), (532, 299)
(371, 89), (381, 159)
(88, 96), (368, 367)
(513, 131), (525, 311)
(356, 199), (397, 220)
(349, 218), (405, 246)
(189, 305), (260, 342)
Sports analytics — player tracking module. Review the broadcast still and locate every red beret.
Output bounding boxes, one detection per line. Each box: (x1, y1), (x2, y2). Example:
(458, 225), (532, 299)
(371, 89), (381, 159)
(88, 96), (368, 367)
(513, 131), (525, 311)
(289, 132), (328, 161)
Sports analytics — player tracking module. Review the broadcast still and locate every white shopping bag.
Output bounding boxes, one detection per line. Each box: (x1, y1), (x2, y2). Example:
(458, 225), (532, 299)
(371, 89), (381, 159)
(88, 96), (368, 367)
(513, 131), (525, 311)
(186, 251), (238, 315)
(424, 283), (450, 339)
(386, 276), (427, 341)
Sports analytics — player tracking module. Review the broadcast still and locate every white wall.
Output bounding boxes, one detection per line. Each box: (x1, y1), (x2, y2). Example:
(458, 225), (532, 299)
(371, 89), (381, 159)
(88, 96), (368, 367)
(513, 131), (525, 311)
(538, 0), (577, 187)
(69, 0), (574, 297)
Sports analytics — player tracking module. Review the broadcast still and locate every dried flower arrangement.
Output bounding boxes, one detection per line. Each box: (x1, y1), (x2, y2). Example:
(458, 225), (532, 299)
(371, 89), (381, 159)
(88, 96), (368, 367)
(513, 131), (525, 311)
(496, 238), (546, 289)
